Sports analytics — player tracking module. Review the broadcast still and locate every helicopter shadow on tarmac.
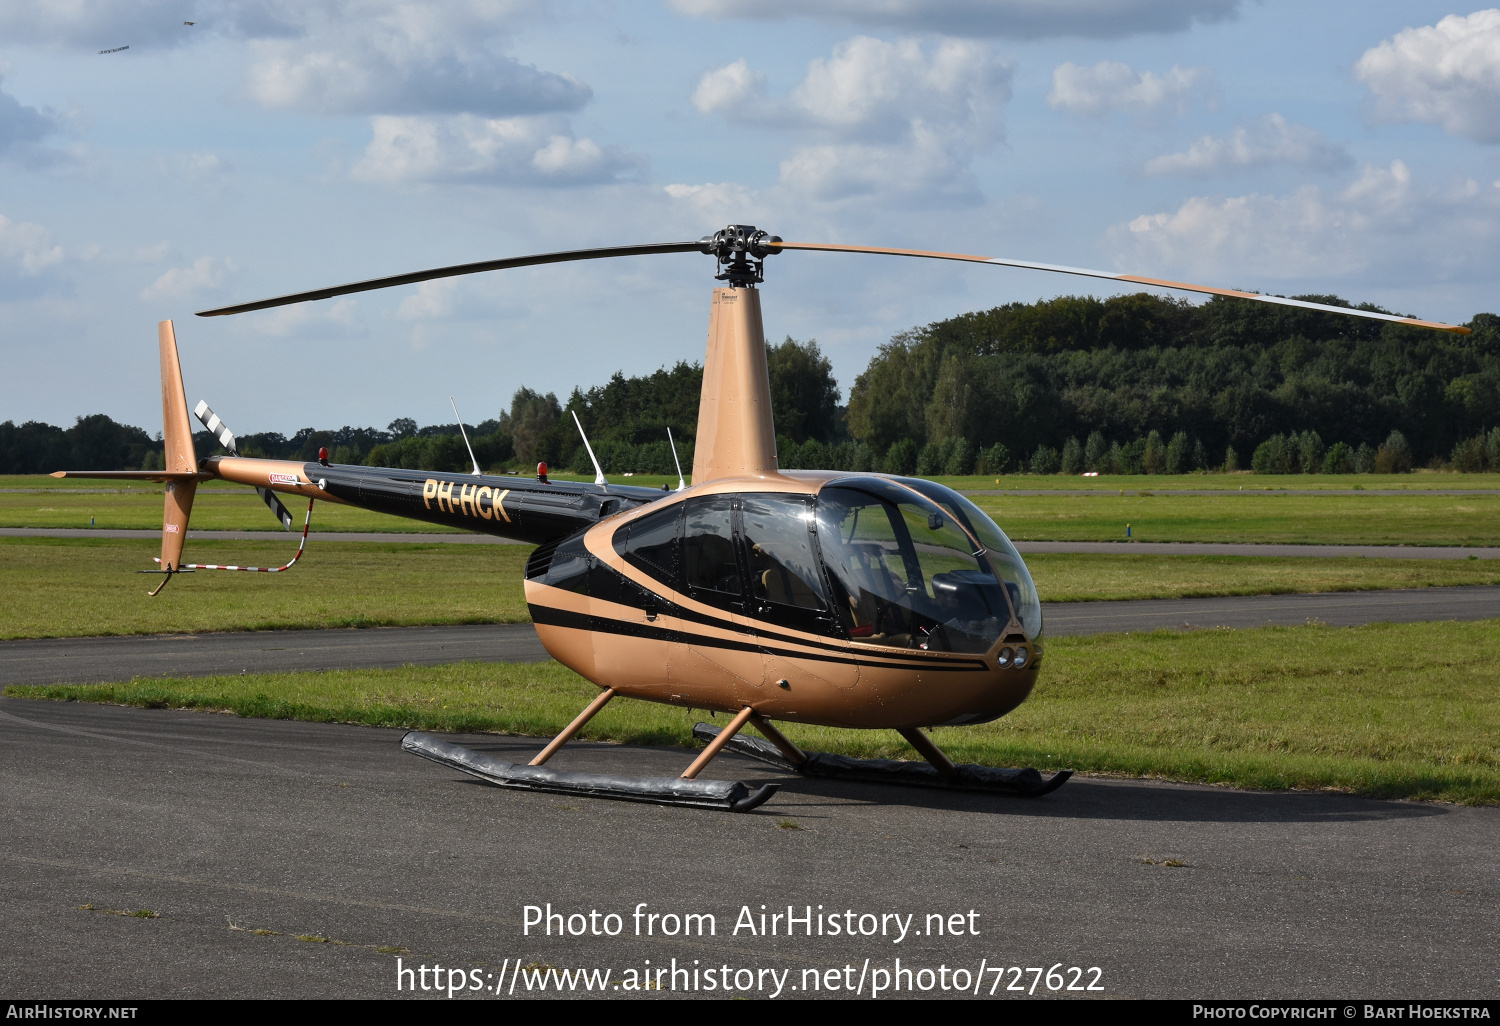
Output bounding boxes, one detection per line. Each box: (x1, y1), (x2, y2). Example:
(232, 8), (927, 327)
(436, 733), (1447, 827)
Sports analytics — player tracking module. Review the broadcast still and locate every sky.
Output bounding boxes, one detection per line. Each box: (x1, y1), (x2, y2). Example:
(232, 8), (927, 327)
(2, 0), (1497, 435)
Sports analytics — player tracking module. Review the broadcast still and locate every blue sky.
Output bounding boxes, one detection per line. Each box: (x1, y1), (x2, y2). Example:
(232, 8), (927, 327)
(2, 0), (1496, 434)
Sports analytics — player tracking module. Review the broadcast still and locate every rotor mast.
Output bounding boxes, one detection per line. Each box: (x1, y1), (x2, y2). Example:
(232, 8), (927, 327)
(690, 226), (785, 485)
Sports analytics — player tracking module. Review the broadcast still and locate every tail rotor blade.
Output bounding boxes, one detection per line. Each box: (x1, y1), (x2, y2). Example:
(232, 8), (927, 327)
(193, 400), (239, 455)
(256, 486), (294, 532)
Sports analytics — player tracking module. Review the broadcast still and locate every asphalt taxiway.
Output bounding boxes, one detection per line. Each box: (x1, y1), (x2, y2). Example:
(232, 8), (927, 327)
(3, 586), (1496, 687)
(1, 697), (1493, 999)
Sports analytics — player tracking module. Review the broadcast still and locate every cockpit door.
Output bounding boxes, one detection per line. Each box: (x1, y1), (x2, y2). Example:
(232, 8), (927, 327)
(738, 494), (859, 691)
(667, 496), (763, 703)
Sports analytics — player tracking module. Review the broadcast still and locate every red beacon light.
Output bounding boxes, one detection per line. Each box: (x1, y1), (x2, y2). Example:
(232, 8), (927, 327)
(536, 461), (549, 483)
(318, 446), (330, 466)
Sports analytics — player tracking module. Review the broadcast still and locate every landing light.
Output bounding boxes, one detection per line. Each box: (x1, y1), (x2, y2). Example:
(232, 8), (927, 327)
(997, 647), (1013, 668)
(1014, 647), (1029, 668)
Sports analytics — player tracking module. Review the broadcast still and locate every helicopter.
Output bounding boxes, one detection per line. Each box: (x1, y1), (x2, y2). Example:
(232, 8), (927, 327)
(54, 226), (1469, 812)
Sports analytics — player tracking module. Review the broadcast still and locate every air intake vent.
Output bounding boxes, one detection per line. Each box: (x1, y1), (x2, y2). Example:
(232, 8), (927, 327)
(526, 539), (561, 580)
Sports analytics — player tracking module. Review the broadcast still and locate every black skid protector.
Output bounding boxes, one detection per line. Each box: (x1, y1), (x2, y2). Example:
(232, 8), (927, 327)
(691, 723), (1072, 797)
(401, 731), (779, 812)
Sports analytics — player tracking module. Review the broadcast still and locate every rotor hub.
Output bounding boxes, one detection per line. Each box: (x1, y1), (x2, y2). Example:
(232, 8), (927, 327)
(698, 225), (782, 287)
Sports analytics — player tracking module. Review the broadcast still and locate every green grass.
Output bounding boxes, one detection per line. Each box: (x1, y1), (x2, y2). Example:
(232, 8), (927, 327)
(0, 472), (680, 533)
(13, 471), (1500, 494)
(936, 472), (1500, 492)
(4, 536), (1497, 640)
(8, 474), (1500, 545)
(968, 491), (1500, 546)
(1025, 552), (1500, 601)
(0, 482), (467, 533)
(11, 620), (1498, 803)
(0, 536), (530, 639)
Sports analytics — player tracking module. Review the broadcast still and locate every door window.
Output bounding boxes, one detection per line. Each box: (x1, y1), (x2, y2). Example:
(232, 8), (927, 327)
(681, 497), (744, 609)
(614, 503), (681, 590)
(739, 495), (836, 635)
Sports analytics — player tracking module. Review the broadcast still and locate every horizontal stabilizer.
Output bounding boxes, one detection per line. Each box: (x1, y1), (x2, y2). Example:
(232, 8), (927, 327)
(50, 470), (212, 481)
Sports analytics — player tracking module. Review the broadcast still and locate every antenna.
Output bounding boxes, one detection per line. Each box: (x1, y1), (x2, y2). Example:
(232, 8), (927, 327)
(667, 427), (687, 491)
(571, 410), (607, 487)
(449, 397), (482, 476)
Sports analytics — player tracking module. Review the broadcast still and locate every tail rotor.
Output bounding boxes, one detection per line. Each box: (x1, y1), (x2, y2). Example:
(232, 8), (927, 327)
(193, 399), (294, 531)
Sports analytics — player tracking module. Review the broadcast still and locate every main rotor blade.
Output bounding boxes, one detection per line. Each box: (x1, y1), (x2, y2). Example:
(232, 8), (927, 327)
(195, 241), (702, 317)
(775, 242), (1470, 335)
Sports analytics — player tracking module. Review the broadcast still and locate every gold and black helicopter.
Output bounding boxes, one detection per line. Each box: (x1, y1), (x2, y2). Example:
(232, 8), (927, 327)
(55, 226), (1469, 812)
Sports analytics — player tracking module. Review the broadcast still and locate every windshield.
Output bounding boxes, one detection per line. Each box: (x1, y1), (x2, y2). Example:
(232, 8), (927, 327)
(815, 481), (1013, 653)
(902, 478), (1043, 639)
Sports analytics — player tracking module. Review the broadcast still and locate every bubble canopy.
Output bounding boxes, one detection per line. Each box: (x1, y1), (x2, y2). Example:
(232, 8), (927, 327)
(814, 477), (1042, 654)
(899, 477), (1043, 640)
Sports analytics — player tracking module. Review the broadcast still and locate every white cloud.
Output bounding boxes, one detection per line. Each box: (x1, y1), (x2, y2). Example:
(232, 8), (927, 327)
(691, 59), (767, 118)
(0, 76), (65, 167)
(0, 213), (64, 273)
(662, 182), (760, 223)
(1144, 114), (1351, 176)
(0, 1), (583, 118)
(1047, 60), (1211, 117)
(670, 0), (1241, 39)
(777, 129), (980, 202)
(238, 297), (361, 338)
(140, 256), (235, 301)
(244, 3), (587, 117)
(396, 279), (457, 320)
(695, 37), (1008, 142)
(0, 0), (200, 49)
(351, 114), (640, 185)
(132, 241), (171, 263)
(182, 151), (230, 179)
(692, 37), (1009, 203)
(1355, 9), (1500, 143)
(1108, 161), (1500, 285)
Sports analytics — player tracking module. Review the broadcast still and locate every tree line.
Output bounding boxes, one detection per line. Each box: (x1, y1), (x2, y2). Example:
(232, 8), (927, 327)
(6, 292), (1498, 476)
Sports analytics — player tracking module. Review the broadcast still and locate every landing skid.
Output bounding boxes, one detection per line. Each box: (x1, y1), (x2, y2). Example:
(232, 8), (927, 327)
(692, 723), (1072, 797)
(402, 731), (780, 812)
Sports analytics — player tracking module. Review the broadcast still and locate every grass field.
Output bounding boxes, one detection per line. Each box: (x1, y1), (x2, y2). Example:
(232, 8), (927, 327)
(0, 536), (530, 639)
(968, 491), (1500, 546)
(13, 471), (1500, 493)
(937, 471), (1500, 492)
(11, 619), (1497, 804)
(0, 479), (466, 533)
(4, 535), (1497, 639)
(7, 474), (1499, 544)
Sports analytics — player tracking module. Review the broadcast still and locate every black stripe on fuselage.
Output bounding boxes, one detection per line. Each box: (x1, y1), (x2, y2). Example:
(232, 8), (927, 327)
(564, 559), (994, 669)
(528, 603), (992, 673)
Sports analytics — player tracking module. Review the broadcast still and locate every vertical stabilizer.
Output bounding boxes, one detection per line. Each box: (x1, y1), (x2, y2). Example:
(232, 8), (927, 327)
(691, 287), (779, 483)
(158, 320), (198, 572)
